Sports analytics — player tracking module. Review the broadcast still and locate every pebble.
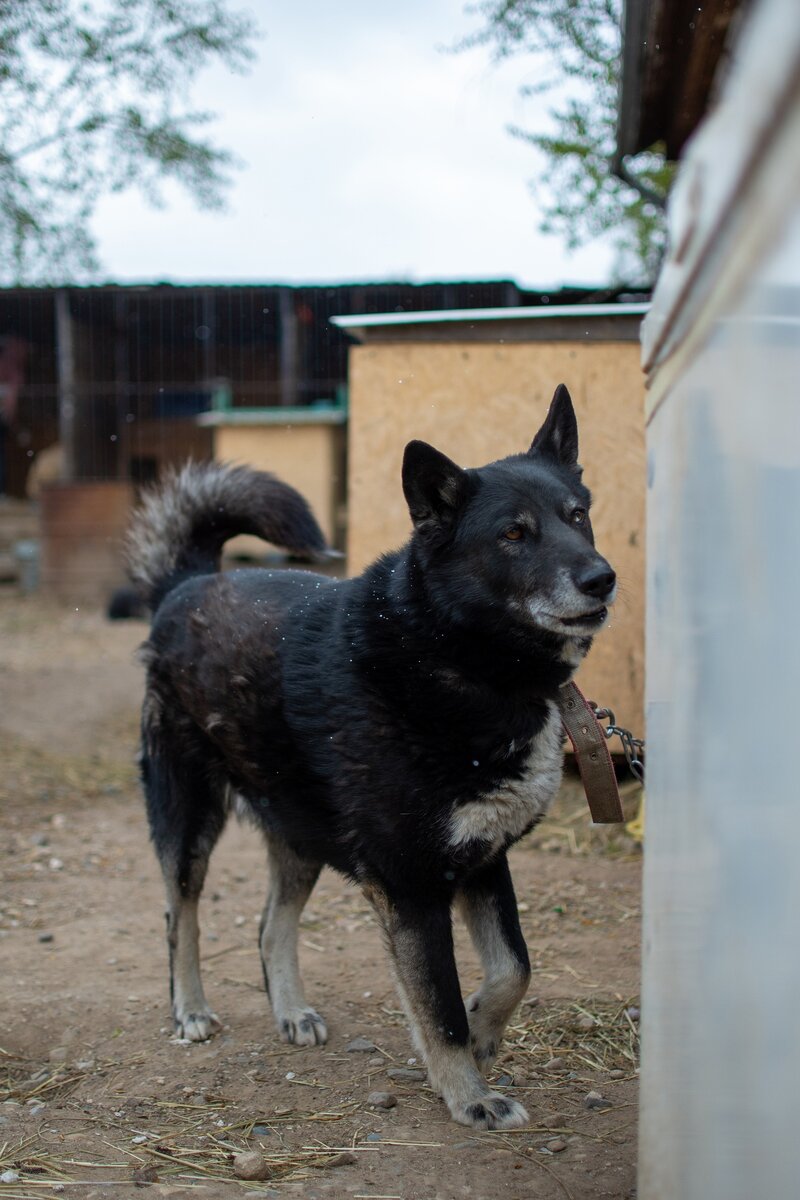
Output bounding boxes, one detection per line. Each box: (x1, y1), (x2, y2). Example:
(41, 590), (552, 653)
(609, 1069), (625, 1079)
(252, 1124), (272, 1136)
(367, 1091), (397, 1109)
(346, 1037), (377, 1053)
(131, 1164), (159, 1184)
(1, 1170), (20, 1184)
(540, 1113), (567, 1129)
(368, 1055), (384, 1068)
(366, 1132), (382, 1142)
(38, 933), (54, 944)
(545, 1138), (567, 1153)
(543, 1058), (566, 1072)
(626, 1006), (640, 1022)
(233, 1151), (273, 1181)
(325, 1151), (357, 1168)
(576, 1016), (596, 1031)
(496, 1073), (513, 1086)
(584, 1090), (612, 1110)
(387, 1067), (426, 1082)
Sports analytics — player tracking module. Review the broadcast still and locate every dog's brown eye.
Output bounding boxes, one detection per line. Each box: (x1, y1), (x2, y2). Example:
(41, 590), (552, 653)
(503, 526), (524, 541)
(570, 508), (587, 526)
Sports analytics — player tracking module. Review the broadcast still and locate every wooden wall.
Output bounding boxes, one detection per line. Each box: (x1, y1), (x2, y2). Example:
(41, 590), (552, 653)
(347, 338), (646, 733)
(211, 419), (346, 551)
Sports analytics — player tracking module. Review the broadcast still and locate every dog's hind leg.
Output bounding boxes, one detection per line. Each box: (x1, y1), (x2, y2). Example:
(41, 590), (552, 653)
(457, 854), (531, 1075)
(259, 836), (327, 1047)
(141, 738), (228, 1042)
(364, 885), (528, 1132)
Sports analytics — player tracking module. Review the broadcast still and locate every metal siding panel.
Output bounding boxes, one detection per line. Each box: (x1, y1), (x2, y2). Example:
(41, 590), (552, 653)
(641, 210), (800, 1199)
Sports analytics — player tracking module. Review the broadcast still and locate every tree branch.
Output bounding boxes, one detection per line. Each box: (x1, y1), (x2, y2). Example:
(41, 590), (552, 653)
(612, 156), (668, 210)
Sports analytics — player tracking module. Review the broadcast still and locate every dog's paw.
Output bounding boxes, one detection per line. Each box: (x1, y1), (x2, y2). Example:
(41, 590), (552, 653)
(451, 1092), (529, 1131)
(277, 1007), (327, 1047)
(174, 1008), (222, 1042)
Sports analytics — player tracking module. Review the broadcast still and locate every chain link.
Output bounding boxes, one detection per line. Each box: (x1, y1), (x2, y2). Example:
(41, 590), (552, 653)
(588, 702), (646, 784)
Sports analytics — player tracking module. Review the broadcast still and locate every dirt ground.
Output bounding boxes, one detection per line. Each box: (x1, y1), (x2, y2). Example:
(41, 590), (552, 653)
(0, 596), (643, 1200)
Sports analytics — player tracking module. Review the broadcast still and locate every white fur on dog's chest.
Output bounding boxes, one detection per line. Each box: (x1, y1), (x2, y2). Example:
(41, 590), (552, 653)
(448, 705), (564, 851)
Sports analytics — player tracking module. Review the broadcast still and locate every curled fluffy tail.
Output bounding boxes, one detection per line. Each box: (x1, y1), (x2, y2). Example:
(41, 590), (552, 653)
(125, 461), (332, 612)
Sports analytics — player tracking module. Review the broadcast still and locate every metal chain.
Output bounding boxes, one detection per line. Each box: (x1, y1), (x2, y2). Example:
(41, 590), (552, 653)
(588, 702), (646, 784)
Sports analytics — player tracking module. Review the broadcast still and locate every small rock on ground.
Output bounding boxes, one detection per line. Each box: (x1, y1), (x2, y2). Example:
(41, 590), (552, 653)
(387, 1067), (426, 1082)
(233, 1151), (273, 1181)
(367, 1091), (397, 1109)
(325, 1152), (357, 1168)
(346, 1037), (377, 1053)
(546, 1138), (567, 1153)
(132, 1164), (159, 1184)
(585, 1090), (612, 1110)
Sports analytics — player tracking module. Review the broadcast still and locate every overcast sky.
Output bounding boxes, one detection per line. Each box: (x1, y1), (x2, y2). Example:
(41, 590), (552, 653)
(91, 0), (617, 290)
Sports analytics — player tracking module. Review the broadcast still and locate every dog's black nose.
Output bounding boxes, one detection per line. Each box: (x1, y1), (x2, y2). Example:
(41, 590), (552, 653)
(575, 563), (616, 599)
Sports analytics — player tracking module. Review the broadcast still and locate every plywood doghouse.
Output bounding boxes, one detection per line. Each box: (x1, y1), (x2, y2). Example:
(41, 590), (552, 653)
(334, 304), (647, 735)
(198, 405), (347, 553)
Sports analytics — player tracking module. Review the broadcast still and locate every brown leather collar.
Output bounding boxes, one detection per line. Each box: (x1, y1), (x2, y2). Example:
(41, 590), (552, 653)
(557, 682), (625, 823)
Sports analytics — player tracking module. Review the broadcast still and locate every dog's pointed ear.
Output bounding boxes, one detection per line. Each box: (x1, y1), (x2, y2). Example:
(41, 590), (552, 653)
(528, 384), (580, 470)
(402, 440), (470, 539)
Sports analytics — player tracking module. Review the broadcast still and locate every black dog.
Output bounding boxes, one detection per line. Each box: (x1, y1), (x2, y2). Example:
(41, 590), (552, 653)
(127, 384), (616, 1130)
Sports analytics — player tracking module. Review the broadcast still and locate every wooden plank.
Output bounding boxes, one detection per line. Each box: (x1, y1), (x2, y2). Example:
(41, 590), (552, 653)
(54, 289), (76, 482)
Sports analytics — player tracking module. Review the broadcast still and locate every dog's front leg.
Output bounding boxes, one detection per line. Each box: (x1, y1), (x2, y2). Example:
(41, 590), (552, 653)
(457, 854), (531, 1074)
(365, 886), (529, 1131)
